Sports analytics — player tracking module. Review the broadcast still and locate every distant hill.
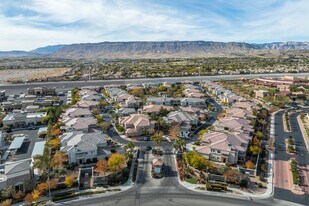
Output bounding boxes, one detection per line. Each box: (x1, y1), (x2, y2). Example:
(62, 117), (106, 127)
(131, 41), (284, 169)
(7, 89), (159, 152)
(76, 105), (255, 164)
(51, 41), (259, 59)
(30, 45), (65, 54)
(0, 50), (36, 57)
(1, 41), (309, 59)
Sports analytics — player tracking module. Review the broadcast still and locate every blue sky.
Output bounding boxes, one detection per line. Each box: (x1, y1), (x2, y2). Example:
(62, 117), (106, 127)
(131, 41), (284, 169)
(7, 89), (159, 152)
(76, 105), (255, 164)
(0, 0), (309, 50)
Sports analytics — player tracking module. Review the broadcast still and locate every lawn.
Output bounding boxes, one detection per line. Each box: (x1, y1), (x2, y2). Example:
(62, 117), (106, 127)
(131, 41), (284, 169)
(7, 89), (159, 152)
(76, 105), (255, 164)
(185, 177), (198, 184)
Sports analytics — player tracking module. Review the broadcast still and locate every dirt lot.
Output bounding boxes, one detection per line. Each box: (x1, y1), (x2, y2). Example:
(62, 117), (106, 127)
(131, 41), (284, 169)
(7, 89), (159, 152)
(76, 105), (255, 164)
(0, 67), (69, 83)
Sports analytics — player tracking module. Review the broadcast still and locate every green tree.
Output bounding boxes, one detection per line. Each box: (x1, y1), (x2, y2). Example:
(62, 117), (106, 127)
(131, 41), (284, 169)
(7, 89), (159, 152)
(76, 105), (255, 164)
(98, 122), (110, 133)
(158, 85), (167, 91)
(100, 100), (108, 108)
(255, 131), (265, 140)
(249, 145), (259, 156)
(0, 113), (6, 126)
(174, 139), (186, 152)
(151, 133), (163, 148)
(124, 141), (135, 156)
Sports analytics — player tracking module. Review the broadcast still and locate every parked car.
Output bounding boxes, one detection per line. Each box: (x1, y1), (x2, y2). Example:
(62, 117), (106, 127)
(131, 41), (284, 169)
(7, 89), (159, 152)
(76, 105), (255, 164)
(146, 146), (152, 151)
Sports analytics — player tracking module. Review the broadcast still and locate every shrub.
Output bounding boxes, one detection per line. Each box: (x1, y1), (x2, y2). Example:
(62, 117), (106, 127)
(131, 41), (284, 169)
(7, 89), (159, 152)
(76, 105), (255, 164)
(240, 179), (248, 188)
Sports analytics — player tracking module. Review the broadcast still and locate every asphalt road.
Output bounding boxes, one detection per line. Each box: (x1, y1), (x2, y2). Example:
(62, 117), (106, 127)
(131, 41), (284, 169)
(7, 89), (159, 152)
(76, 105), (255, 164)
(273, 108), (309, 205)
(56, 148), (276, 206)
(1, 72), (309, 95)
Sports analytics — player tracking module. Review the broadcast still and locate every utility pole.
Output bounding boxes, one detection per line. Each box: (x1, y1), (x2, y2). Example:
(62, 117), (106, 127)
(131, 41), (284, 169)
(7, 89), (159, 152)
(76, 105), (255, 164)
(144, 67), (146, 79)
(89, 66), (91, 81)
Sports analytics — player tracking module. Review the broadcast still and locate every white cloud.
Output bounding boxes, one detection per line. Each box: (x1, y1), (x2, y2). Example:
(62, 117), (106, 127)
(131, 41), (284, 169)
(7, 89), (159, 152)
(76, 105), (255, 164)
(0, 0), (308, 50)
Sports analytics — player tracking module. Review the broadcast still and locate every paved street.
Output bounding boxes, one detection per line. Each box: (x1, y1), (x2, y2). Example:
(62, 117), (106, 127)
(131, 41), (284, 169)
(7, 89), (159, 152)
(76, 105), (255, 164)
(56, 148), (274, 206)
(273, 108), (309, 205)
(1, 72), (309, 95)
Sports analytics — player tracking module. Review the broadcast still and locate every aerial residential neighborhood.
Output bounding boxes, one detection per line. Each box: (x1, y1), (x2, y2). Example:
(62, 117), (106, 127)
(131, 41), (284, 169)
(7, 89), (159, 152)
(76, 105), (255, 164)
(0, 74), (308, 206)
(1, 1), (309, 206)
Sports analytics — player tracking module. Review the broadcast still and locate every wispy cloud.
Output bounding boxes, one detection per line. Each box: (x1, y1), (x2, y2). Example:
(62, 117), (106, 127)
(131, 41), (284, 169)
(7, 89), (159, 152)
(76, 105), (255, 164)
(0, 0), (308, 50)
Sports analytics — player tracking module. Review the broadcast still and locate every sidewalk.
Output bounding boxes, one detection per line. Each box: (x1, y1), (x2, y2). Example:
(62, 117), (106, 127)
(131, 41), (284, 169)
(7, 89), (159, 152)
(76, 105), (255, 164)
(297, 114), (309, 151)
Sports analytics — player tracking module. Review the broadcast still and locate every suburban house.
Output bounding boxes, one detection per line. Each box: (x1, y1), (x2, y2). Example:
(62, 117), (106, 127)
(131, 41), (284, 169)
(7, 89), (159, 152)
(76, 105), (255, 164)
(179, 106), (200, 115)
(165, 111), (199, 138)
(146, 97), (180, 106)
(184, 89), (205, 98)
(180, 98), (206, 108)
(80, 90), (102, 102)
(212, 86), (227, 96)
(120, 114), (155, 137)
(115, 93), (132, 103)
(196, 132), (251, 164)
(140, 105), (174, 115)
(254, 90), (270, 99)
(105, 88), (126, 99)
(222, 92), (245, 104)
(61, 117), (97, 133)
(225, 108), (254, 119)
(1, 101), (22, 112)
(122, 96), (142, 108)
(276, 91), (292, 97)
(61, 108), (92, 119)
(27, 87), (56, 96)
(0, 159), (34, 192)
(25, 105), (40, 113)
(74, 100), (100, 110)
(60, 132), (110, 165)
(233, 101), (259, 112)
(3, 111), (47, 128)
(214, 117), (254, 134)
(117, 108), (137, 117)
(277, 84), (290, 92)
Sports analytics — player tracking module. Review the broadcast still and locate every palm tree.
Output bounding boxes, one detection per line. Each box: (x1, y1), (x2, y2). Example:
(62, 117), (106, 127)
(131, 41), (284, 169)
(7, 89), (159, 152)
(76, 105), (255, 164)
(124, 141), (135, 156)
(174, 139), (186, 152)
(151, 133), (163, 149)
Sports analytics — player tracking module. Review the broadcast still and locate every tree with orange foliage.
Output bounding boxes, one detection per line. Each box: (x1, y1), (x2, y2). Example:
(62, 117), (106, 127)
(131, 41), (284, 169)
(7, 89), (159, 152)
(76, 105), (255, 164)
(50, 127), (61, 137)
(51, 151), (67, 168)
(95, 159), (108, 175)
(108, 153), (126, 172)
(223, 167), (241, 183)
(65, 175), (76, 188)
(169, 126), (180, 140)
(31, 189), (41, 201)
(36, 182), (48, 194)
(48, 138), (60, 150)
(24, 193), (34, 203)
(245, 160), (255, 169)
(0, 199), (12, 206)
(12, 190), (24, 200)
(47, 178), (58, 190)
